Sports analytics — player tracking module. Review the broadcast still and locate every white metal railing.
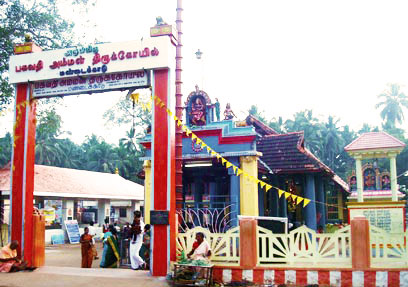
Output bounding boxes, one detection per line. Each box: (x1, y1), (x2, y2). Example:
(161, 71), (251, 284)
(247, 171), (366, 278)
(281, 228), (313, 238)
(177, 226), (240, 265)
(370, 225), (408, 266)
(257, 225), (351, 266)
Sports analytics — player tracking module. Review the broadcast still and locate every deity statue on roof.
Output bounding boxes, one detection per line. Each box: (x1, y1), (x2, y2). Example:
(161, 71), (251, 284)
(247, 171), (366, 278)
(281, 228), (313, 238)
(223, 103), (236, 120)
(214, 98), (220, 121)
(190, 96), (206, 126)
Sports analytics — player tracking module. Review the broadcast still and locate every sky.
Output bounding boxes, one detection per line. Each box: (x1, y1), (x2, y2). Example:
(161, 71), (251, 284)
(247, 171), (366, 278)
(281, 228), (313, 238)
(2, 0), (408, 144)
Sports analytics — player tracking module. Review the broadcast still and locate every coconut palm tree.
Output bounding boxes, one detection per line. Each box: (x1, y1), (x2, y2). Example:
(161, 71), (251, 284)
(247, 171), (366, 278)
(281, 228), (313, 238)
(376, 84), (408, 129)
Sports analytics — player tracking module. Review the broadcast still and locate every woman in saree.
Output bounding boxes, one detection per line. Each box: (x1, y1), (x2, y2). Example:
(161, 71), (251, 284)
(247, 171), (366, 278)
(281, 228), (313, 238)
(0, 240), (28, 272)
(100, 225), (120, 268)
(80, 227), (93, 268)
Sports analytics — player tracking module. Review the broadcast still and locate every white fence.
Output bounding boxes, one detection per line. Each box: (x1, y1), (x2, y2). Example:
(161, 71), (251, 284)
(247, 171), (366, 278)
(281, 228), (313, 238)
(370, 225), (408, 267)
(257, 225), (352, 266)
(176, 226), (240, 265)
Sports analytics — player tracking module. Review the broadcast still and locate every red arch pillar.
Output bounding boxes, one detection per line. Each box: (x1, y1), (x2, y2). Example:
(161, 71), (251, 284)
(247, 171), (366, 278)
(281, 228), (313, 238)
(151, 68), (176, 276)
(10, 82), (37, 266)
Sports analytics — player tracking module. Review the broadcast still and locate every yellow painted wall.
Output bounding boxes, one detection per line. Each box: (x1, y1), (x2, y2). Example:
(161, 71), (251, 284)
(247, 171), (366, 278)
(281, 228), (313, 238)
(239, 156), (259, 216)
(144, 160), (151, 224)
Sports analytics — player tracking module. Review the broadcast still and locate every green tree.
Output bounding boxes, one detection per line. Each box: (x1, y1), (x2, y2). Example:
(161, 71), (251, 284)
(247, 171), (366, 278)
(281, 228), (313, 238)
(321, 116), (343, 170)
(0, 0), (94, 111)
(285, 110), (324, 158)
(375, 83), (408, 129)
(0, 132), (12, 168)
(35, 107), (65, 165)
(80, 135), (119, 173)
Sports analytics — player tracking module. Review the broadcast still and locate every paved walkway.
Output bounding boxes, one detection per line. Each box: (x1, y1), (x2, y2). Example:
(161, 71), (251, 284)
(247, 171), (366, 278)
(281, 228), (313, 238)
(0, 243), (170, 287)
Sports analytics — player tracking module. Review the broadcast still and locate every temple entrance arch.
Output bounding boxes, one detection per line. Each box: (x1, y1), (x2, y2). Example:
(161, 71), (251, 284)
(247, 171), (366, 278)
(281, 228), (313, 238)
(8, 35), (176, 276)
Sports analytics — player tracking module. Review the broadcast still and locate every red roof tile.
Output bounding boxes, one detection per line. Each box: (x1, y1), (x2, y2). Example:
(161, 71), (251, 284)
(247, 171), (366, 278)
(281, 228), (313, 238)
(257, 132), (349, 192)
(0, 165), (144, 200)
(344, 132), (406, 151)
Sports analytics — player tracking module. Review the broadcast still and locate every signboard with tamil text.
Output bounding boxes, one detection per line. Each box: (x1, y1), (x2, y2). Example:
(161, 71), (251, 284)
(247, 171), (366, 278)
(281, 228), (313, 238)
(32, 70), (149, 98)
(9, 37), (174, 95)
(349, 207), (404, 233)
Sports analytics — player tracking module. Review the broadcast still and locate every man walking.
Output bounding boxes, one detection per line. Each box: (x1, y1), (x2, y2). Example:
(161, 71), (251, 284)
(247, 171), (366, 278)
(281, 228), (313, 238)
(128, 211), (145, 270)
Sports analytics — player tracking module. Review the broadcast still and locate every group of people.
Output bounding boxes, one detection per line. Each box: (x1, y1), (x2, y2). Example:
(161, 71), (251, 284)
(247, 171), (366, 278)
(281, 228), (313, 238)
(80, 210), (151, 270)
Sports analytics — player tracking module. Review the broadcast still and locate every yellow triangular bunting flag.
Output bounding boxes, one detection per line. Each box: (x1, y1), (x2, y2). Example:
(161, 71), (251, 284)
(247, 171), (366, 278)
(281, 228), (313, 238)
(177, 120), (182, 127)
(206, 146), (211, 153)
(284, 192), (291, 199)
(185, 129), (191, 136)
(296, 196), (304, 205)
(201, 142), (207, 148)
(265, 184), (272, 192)
(232, 166), (237, 174)
(303, 198), (311, 207)
(159, 102), (165, 108)
(278, 189), (284, 198)
(191, 134), (197, 140)
(166, 108), (172, 116)
(211, 150), (217, 156)
(259, 181), (266, 188)
(291, 194), (298, 202)
(237, 169), (243, 176)
(174, 115), (178, 121)
(196, 138), (202, 145)
(130, 93), (139, 103)
(225, 161), (232, 169)
(221, 158), (227, 166)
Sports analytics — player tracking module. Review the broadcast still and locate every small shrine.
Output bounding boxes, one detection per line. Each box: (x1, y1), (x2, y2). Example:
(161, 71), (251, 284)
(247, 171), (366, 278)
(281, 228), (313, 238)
(348, 162), (392, 194)
(345, 131), (406, 233)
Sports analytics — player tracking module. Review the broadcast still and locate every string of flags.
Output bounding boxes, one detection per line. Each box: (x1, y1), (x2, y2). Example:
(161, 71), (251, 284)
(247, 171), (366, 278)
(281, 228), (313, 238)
(134, 93), (315, 208)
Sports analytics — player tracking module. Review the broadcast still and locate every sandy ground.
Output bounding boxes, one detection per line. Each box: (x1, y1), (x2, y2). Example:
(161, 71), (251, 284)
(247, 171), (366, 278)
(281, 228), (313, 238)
(0, 242), (170, 287)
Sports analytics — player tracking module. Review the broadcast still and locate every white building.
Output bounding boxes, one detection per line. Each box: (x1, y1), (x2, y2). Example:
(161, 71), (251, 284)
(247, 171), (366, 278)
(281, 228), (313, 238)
(0, 164), (144, 243)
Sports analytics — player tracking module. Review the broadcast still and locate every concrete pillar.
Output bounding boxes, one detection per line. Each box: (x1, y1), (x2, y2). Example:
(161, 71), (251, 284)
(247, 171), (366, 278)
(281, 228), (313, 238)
(209, 182), (216, 209)
(229, 173), (240, 227)
(315, 176), (326, 228)
(143, 160), (151, 224)
(355, 156), (364, 202)
(278, 177), (287, 218)
(229, 158), (240, 227)
(351, 216), (371, 269)
(239, 155), (259, 216)
(304, 174), (317, 230)
(239, 217), (257, 269)
(62, 200), (74, 221)
(258, 186), (264, 216)
(390, 154), (398, 201)
(97, 199), (110, 226)
(10, 83), (37, 265)
(269, 177), (279, 217)
(151, 68), (176, 275)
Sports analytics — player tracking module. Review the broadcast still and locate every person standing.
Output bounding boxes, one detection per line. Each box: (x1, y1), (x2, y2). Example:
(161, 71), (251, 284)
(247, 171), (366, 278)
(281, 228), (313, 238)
(80, 227), (93, 268)
(100, 225), (120, 268)
(139, 224), (151, 269)
(88, 221), (98, 260)
(128, 211), (145, 270)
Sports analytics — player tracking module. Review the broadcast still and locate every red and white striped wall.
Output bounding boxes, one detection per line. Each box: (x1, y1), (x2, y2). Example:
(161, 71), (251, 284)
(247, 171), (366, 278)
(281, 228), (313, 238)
(212, 268), (408, 287)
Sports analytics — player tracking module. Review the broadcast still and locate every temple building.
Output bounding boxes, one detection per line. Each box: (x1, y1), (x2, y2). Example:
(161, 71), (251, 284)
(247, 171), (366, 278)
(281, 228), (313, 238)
(140, 87), (349, 231)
